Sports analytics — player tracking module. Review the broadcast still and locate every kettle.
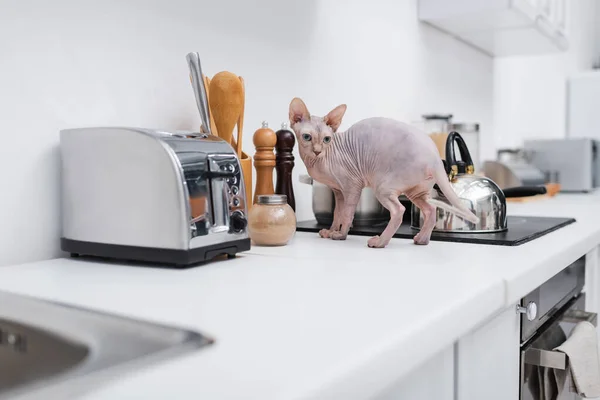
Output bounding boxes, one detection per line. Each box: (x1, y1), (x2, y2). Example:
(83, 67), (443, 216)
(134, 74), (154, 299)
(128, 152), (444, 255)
(410, 132), (546, 233)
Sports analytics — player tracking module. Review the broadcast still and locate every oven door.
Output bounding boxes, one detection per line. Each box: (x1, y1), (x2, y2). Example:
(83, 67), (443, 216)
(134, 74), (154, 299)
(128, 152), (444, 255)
(520, 257), (585, 343)
(520, 293), (598, 400)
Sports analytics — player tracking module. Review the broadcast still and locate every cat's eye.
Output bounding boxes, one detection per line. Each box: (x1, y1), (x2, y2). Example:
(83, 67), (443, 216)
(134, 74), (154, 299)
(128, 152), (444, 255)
(323, 136), (332, 144)
(302, 133), (312, 141)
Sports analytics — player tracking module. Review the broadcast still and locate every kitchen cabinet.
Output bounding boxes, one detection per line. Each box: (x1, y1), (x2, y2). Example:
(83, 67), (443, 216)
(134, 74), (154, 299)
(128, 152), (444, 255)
(373, 345), (454, 400)
(418, 0), (569, 57)
(371, 305), (520, 400)
(455, 304), (521, 400)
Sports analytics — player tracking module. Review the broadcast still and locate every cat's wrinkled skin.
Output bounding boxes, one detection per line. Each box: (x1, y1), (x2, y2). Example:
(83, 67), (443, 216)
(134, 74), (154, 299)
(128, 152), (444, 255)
(289, 97), (479, 248)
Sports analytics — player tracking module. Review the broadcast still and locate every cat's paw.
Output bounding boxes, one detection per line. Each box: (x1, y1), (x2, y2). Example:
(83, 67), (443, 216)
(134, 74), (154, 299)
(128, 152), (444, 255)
(367, 235), (387, 248)
(319, 229), (332, 238)
(413, 233), (430, 245)
(331, 231), (347, 240)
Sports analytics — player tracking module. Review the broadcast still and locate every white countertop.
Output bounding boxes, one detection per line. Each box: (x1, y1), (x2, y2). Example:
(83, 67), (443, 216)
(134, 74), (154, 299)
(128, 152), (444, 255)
(1, 191), (600, 399)
(251, 192), (600, 305)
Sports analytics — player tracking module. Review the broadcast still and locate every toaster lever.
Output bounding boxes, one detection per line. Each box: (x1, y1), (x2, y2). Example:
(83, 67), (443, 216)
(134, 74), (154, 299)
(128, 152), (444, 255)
(206, 170), (235, 179)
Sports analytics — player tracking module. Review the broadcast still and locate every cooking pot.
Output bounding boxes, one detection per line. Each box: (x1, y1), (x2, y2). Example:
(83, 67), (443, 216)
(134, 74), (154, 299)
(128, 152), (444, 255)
(411, 131), (547, 233)
(298, 175), (390, 226)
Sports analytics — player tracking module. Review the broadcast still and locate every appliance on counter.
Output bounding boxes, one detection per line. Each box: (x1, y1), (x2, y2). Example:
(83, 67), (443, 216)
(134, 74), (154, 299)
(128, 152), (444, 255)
(523, 138), (600, 192)
(411, 132), (548, 234)
(59, 127), (251, 266)
(482, 149), (547, 189)
(519, 256), (597, 399)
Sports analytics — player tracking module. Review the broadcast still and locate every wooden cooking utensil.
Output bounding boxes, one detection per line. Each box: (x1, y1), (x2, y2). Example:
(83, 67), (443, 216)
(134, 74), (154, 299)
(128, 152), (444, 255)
(208, 71), (244, 146)
(202, 75), (219, 136)
(239, 150), (253, 211)
(232, 76), (245, 159)
(206, 72), (253, 210)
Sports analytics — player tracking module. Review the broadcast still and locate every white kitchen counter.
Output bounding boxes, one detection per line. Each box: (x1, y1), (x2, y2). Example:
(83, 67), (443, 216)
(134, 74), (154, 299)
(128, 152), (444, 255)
(1, 192), (600, 399)
(252, 192), (600, 305)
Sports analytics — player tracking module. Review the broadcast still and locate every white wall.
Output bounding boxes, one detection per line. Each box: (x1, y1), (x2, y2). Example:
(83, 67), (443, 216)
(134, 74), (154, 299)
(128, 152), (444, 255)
(0, 0), (493, 266)
(492, 0), (600, 151)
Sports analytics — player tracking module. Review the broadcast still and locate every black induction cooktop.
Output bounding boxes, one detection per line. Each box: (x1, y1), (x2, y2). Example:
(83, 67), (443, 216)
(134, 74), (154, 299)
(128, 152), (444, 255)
(296, 216), (576, 246)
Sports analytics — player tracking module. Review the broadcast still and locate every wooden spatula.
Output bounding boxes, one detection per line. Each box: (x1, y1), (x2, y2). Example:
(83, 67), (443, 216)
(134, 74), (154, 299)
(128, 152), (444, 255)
(209, 72), (244, 147)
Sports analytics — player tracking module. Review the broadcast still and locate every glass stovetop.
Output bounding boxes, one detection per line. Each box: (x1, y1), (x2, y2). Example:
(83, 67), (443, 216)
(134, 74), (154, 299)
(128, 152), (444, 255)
(296, 216), (575, 246)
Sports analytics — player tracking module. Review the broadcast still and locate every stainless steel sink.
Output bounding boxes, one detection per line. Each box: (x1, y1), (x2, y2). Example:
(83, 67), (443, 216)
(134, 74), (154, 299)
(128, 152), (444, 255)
(0, 290), (213, 399)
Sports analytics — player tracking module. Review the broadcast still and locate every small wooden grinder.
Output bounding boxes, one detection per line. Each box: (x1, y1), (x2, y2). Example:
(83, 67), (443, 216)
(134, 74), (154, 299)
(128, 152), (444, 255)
(253, 121), (277, 204)
(275, 122), (296, 211)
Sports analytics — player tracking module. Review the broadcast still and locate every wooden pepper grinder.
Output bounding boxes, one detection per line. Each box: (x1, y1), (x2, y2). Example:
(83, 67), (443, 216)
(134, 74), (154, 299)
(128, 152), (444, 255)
(275, 122), (296, 211)
(253, 121), (277, 204)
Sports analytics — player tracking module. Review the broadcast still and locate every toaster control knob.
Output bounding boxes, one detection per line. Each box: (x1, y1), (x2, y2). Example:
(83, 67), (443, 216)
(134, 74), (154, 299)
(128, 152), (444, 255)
(221, 163), (235, 173)
(230, 211), (247, 233)
(231, 186), (239, 195)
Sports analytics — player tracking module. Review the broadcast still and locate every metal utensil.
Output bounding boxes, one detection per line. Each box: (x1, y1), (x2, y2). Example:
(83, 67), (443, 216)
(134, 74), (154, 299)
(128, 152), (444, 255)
(185, 52), (212, 135)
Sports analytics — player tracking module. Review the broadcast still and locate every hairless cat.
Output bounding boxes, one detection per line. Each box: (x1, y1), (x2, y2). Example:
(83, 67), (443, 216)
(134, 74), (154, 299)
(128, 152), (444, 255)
(288, 97), (479, 248)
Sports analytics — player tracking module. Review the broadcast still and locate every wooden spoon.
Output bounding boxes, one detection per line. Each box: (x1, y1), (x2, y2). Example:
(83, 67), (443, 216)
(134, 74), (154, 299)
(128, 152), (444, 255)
(232, 76), (245, 159)
(202, 75), (219, 136)
(208, 71), (244, 147)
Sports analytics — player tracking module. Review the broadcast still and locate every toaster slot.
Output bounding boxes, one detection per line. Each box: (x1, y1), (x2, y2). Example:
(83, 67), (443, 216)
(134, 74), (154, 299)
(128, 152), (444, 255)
(207, 155), (236, 233)
(178, 152), (212, 238)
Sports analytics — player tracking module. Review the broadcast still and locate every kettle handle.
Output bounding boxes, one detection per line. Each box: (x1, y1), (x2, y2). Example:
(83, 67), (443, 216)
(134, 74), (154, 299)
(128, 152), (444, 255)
(445, 131), (474, 179)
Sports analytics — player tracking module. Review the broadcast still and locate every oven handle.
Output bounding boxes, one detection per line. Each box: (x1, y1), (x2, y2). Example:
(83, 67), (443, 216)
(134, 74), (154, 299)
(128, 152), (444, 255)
(523, 310), (597, 370)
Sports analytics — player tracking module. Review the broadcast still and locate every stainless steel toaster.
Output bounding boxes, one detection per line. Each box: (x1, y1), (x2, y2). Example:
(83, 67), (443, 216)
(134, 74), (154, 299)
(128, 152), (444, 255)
(59, 127), (251, 266)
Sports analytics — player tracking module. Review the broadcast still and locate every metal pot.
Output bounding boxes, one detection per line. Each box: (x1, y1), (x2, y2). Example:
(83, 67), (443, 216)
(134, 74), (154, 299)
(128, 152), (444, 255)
(410, 132), (547, 233)
(298, 175), (389, 226)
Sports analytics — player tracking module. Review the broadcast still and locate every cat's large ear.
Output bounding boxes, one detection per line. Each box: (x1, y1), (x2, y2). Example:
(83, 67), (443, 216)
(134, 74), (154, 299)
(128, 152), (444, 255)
(324, 104), (347, 132)
(289, 98), (310, 124)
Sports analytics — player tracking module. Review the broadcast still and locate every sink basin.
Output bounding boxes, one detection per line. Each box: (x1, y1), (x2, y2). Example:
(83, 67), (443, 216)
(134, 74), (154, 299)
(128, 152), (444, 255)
(0, 290), (213, 399)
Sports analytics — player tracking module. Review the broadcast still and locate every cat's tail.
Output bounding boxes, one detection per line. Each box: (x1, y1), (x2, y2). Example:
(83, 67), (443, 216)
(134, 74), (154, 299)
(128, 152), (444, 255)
(429, 160), (479, 224)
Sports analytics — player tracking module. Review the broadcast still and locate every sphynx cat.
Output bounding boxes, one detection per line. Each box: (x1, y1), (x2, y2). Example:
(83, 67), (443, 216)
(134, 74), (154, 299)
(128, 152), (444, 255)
(288, 97), (479, 248)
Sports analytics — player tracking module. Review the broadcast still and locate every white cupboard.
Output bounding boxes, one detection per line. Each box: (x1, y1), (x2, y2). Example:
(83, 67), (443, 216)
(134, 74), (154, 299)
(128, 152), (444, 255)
(418, 0), (569, 56)
(373, 345), (454, 400)
(455, 305), (521, 400)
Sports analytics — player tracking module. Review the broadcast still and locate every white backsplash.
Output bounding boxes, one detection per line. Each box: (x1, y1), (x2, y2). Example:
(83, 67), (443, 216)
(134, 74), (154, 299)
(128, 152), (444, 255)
(0, 0), (493, 266)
